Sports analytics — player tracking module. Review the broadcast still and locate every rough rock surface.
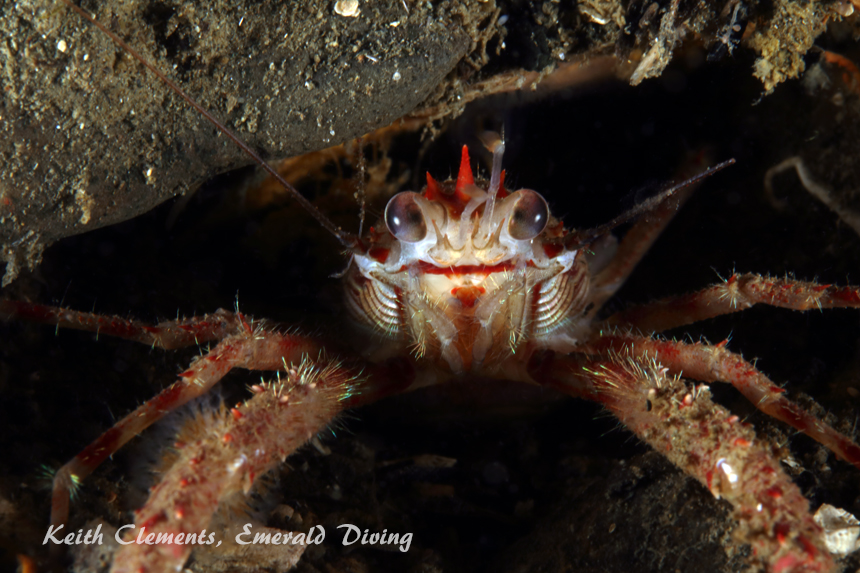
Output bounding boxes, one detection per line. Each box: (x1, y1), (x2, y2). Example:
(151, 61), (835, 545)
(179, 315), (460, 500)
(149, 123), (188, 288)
(0, 0), (486, 283)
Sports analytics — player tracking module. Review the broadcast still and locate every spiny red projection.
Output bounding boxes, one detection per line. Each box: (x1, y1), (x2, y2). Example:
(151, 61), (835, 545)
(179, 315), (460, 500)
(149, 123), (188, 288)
(455, 144), (474, 191)
(422, 146), (479, 218)
(107, 354), (415, 573)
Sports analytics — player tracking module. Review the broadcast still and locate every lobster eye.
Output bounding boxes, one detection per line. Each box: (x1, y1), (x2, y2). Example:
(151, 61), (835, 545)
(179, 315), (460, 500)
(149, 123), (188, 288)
(507, 189), (549, 240)
(385, 192), (427, 243)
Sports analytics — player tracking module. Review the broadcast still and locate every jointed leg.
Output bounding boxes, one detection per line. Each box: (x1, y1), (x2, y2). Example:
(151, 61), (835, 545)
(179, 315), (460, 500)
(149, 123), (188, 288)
(7, 299), (422, 536)
(49, 325), (418, 573)
(112, 355), (385, 573)
(112, 354), (417, 573)
(1, 299), (246, 349)
(528, 349), (833, 573)
(49, 323), (324, 528)
(600, 273), (860, 333)
(584, 334), (860, 470)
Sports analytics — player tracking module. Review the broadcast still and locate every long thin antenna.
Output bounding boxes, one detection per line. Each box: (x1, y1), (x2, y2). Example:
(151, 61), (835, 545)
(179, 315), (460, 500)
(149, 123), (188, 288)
(59, 0), (359, 250)
(564, 158), (736, 250)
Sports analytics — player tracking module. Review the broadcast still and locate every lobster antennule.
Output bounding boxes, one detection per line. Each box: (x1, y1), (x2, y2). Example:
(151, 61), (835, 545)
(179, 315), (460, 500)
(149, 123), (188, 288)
(486, 137), (505, 205)
(478, 134), (506, 241)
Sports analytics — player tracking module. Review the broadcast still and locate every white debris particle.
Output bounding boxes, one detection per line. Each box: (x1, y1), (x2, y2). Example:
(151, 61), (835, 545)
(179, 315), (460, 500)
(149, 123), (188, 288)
(334, 0), (360, 17)
(228, 455), (248, 475)
(392, 71), (402, 81)
(814, 504), (860, 557)
(144, 166), (155, 184)
(716, 458), (739, 484)
(781, 456), (800, 470)
(75, 189), (94, 225)
(57, 39), (67, 53)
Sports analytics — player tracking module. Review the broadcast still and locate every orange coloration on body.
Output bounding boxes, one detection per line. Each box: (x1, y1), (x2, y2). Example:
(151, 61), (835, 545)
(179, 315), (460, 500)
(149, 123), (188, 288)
(451, 285), (486, 308)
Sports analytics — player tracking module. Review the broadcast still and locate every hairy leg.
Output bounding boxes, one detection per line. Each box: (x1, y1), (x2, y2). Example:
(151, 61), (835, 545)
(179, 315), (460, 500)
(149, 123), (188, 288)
(528, 349), (833, 573)
(585, 334), (860, 470)
(49, 323), (323, 528)
(5, 301), (421, 537)
(0, 299), (245, 349)
(47, 324), (417, 573)
(599, 273), (860, 333)
(111, 355), (416, 573)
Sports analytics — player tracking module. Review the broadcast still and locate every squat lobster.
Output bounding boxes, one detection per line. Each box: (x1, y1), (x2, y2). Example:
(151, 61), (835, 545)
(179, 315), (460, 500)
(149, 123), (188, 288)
(4, 2), (860, 572)
(4, 140), (860, 573)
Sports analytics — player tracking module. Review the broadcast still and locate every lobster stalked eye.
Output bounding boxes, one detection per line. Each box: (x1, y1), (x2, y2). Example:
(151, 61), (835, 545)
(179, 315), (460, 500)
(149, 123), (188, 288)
(385, 192), (427, 243)
(507, 189), (549, 240)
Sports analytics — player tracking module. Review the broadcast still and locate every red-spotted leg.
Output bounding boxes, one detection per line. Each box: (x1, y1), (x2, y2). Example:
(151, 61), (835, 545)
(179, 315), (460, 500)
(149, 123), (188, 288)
(599, 273), (860, 333)
(583, 334), (860, 470)
(528, 348), (834, 573)
(110, 353), (415, 573)
(0, 299), (244, 349)
(48, 321), (324, 530)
